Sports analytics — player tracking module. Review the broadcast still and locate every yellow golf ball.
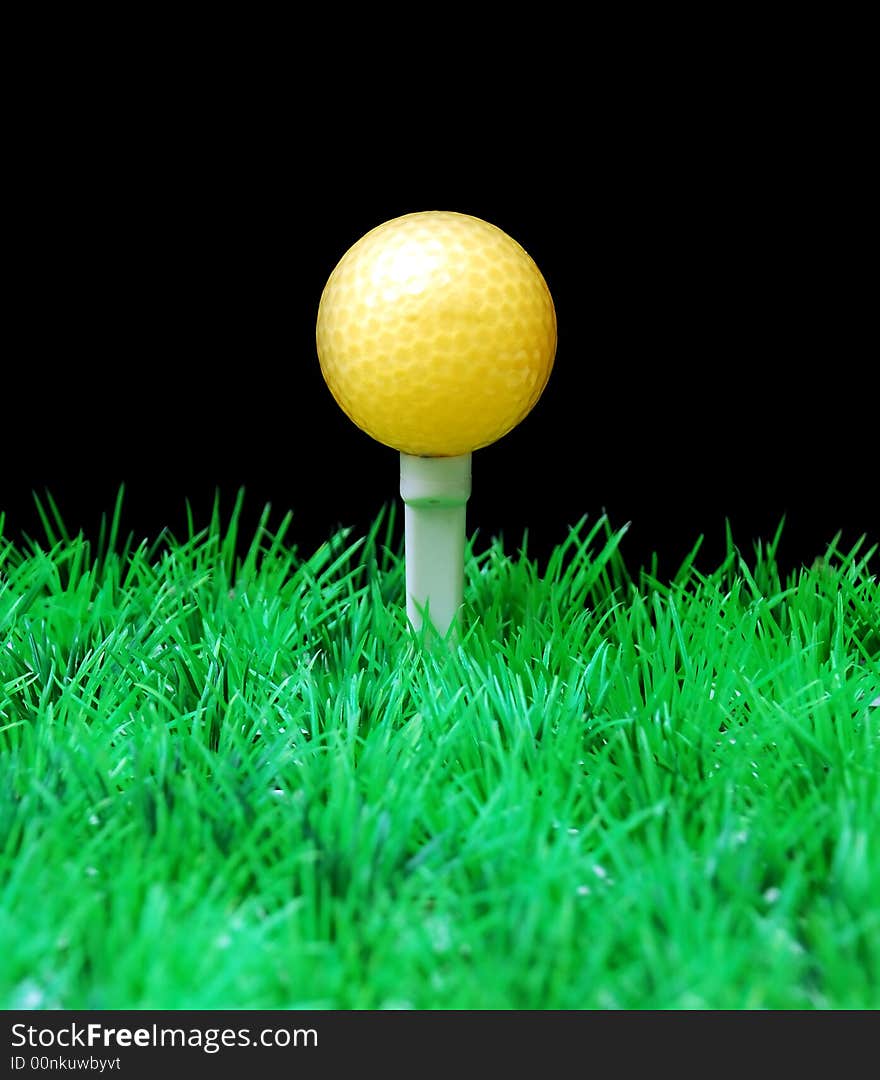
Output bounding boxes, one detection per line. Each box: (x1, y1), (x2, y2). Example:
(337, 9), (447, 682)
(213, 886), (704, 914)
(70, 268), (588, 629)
(316, 211), (556, 457)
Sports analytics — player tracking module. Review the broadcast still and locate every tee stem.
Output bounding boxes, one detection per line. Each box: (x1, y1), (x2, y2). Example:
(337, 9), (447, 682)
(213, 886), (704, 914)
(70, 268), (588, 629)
(399, 452), (472, 641)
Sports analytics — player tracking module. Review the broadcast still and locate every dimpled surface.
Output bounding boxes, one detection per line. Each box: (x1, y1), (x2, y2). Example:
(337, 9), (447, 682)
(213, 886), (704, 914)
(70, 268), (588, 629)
(316, 211), (556, 456)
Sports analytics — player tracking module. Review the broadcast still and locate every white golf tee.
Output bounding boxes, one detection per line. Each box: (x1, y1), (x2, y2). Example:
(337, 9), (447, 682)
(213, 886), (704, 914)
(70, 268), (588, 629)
(399, 453), (472, 639)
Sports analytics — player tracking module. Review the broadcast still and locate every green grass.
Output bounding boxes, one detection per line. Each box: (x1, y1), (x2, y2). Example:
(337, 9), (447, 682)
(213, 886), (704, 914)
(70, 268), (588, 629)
(1, 490), (879, 1009)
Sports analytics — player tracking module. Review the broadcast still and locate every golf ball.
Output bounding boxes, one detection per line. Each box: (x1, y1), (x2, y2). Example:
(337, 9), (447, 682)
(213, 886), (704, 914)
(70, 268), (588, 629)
(316, 211), (556, 457)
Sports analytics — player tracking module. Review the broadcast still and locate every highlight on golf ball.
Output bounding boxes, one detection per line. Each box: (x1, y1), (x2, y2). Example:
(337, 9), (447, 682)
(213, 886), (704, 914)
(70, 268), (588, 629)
(316, 211), (557, 457)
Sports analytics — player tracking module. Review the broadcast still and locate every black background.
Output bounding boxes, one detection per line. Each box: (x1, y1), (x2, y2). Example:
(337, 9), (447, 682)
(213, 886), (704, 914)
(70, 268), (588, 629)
(5, 53), (875, 579)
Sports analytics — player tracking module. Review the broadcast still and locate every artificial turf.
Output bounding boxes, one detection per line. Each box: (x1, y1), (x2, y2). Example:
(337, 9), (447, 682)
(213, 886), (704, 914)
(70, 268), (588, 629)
(1, 491), (878, 1009)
